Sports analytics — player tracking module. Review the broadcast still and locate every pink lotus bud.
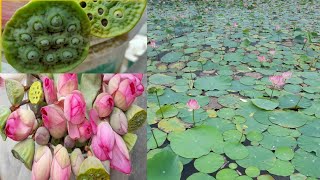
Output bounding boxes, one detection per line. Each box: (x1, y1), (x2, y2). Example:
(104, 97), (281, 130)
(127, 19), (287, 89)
(93, 93), (114, 118)
(233, 22), (238, 28)
(5, 109), (37, 141)
(91, 122), (115, 161)
(103, 74), (115, 84)
(110, 107), (128, 135)
(32, 146), (52, 180)
(50, 144), (71, 180)
(42, 76), (57, 104)
(89, 109), (99, 135)
(35, 127), (50, 145)
(57, 73), (78, 98)
(120, 74), (144, 96)
(282, 71), (292, 80)
(269, 50), (276, 56)
(149, 40), (157, 48)
(114, 79), (137, 111)
(78, 120), (93, 143)
(186, 99), (200, 111)
(41, 104), (67, 139)
(257, 56), (267, 62)
(64, 90), (86, 125)
(107, 74), (121, 95)
(64, 135), (75, 149)
(110, 133), (131, 174)
(70, 148), (84, 177)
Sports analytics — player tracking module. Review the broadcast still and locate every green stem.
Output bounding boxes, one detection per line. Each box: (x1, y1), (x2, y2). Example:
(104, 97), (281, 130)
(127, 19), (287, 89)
(294, 95), (303, 109)
(155, 91), (164, 119)
(239, 130), (244, 143)
(270, 88), (274, 99)
(302, 41), (307, 50)
(192, 110), (195, 126)
(151, 129), (159, 148)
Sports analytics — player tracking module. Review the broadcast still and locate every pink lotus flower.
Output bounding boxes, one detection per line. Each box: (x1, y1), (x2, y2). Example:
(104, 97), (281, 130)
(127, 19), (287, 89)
(57, 74), (78, 98)
(233, 22), (238, 28)
(186, 99), (200, 111)
(106, 75), (139, 111)
(32, 146), (52, 180)
(257, 56), (267, 62)
(93, 93), (114, 118)
(282, 71), (292, 80)
(269, 50), (276, 56)
(50, 144), (71, 180)
(91, 122), (115, 161)
(5, 109), (37, 141)
(110, 133), (131, 174)
(41, 104), (67, 139)
(42, 76), (57, 104)
(149, 40), (157, 48)
(64, 90), (86, 125)
(269, 75), (285, 88)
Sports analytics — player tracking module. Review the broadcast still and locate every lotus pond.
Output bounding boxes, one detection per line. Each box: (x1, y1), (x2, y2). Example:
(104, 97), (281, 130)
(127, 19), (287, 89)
(147, 1), (320, 180)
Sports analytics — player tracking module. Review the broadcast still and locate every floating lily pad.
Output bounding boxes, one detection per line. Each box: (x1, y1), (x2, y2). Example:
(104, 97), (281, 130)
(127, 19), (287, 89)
(149, 74), (176, 85)
(194, 153), (224, 173)
(216, 168), (239, 180)
(245, 166), (260, 177)
(194, 76), (232, 91)
(158, 117), (186, 133)
(298, 120), (320, 138)
(297, 135), (320, 156)
(224, 142), (249, 160)
(268, 111), (311, 128)
(147, 129), (167, 150)
(278, 94), (312, 109)
(275, 147), (294, 161)
(156, 105), (179, 119)
(292, 149), (320, 178)
(187, 173), (216, 180)
(251, 99), (279, 110)
(267, 160), (294, 176)
(218, 94), (242, 108)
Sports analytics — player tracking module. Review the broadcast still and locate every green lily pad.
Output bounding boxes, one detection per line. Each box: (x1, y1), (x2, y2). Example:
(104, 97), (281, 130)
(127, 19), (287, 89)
(247, 131), (264, 142)
(298, 120), (320, 138)
(158, 117), (186, 133)
(149, 74), (176, 85)
(194, 76), (232, 91)
(147, 149), (182, 180)
(156, 105), (179, 119)
(268, 111), (311, 128)
(267, 160), (294, 176)
(251, 99), (279, 110)
(216, 168), (239, 180)
(278, 94), (312, 109)
(260, 132), (297, 150)
(297, 135), (320, 156)
(161, 52), (184, 63)
(194, 153), (225, 173)
(275, 147), (294, 161)
(218, 94), (242, 108)
(224, 142), (249, 160)
(245, 166), (260, 177)
(169, 125), (223, 158)
(147, 129), (167, 150)
(292, 149), (320, 178)
(187, 173), (216, 180)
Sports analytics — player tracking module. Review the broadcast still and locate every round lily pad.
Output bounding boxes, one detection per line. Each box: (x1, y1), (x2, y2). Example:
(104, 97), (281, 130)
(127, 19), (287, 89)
(278, 94), (312, 109)
(298, 120), (320, 137)
(268, 111), (311, 128)
(147, 128), (167, 150)
(292, 149), (320, 178)
(297, 135), (320, 156)
(156, 105), (178, 119)
(229, 163), (238, 170)
(169, 125), (223, 158)
(251, 99), (279, 110)
(194, 153), (225, 173)
(2, 0), (91, 72)
(79, 0), (146, 38)
(147, 149), (181, 180)
(224, 142), (249, 160)
(245, 166), (260, 177)
(216, 169), (239, 180)
(267, 159), (294, 176)
(256, 174), (275, 180)
(187, 173), (216, 180)
(247, 131), (263, 142)
(275, 147), (294, 161)
(218, 94), (242, 108)
(149, 74), (176, 85)
(260, 132), (297, 150)
(236, 146), (276, 170)
(158, 117), (186, 133)
(253, 110), (273, 125)
(223, 130), (245, 143)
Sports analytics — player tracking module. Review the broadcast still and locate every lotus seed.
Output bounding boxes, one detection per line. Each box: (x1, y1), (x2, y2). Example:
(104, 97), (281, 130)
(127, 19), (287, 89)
(40, 40), (49, 46)
(56, 38), (65, 45)
(68, 24), (77, 32)
(45, 54), (55, 62)
(63, 51), (73, 59)
(114, 10), (123, 18)
(27, 51), (39, 61)
(51, 15), (63, 27)
(33, 22), (43, 31)
(20, 34), (32, 42)
(71, 38), (80, 45)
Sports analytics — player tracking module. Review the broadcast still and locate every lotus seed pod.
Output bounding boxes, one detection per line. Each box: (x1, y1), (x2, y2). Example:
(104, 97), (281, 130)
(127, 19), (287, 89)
(0, 107), (10, 141)
(125, 105), (147, 132)
(77, 156), (110, 180)
(28, 81), (44, 105)
(35, 127), (50, 145)
(70, 148), (84, 176)
(5, 79), (25, 106)
(78, 0), (147, 38)
(11, 138), (35, 170)
(2, 0), (91, 73)
(122, 133), (137, 152)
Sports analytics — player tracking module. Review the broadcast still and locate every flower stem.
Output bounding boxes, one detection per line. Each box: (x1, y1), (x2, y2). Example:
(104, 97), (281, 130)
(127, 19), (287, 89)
(239, 130), (244, 143)
(10, 99), (30, 112)
(294, 95), (303, 109)
(270, 88), (274, 99)
(192, 110), (195, 126)
(151, 128), (159, 148)
(155, 91), (164, 119)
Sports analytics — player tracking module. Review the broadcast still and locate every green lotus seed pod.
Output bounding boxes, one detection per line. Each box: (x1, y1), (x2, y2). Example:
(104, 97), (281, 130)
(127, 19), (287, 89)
(122, 133), (137, 152)
(0, 107), (11, 141)
(125, 105), (147, 132)
(2, 0), (91, 73)
(11, 139), (35, 170)
(77, 156), (110, 180)
(78, 0), (147, 38)
(5, 79), (25, 106)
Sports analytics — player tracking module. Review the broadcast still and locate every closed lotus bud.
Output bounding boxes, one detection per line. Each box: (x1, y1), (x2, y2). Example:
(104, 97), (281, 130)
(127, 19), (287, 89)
(51, 144), (71, 180)
(57, 73), (78, 98)
(42, 76), (57, 104)
(5, 109), (37, 141)
(0, 107), (10, 140)
(114, 79), (137, 111)
(110, 107), (128, 135)
(32, 146), (52, 180)
(35, 127), (50, 145)
(70, 148), (84, 177)
(5, 79), (25, 106)
(41, 104), (67, 139)
(11, 138), (35, 170)
(77, 156), (110, 180)
(110, 133), (131, 174)
(93, 93), (114, 118)
(64, 135), (75, 149)
(91, 122), (115, 161)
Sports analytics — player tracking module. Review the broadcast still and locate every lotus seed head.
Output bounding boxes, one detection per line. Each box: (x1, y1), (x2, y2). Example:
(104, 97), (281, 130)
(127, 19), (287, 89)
(114, 10), (123, 18)
(33, 22), (43, 31)
(20, 33), (32, 42)
(27, 50), (39, 61)
(51, 15), (63, 27)
(67, 24), (76, 32)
